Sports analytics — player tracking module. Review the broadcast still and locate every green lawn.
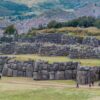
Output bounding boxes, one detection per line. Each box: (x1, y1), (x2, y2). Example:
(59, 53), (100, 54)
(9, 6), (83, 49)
(1, 54), (100, 66)
(0, 77), (100, 100)
(0, 88), (94, 100)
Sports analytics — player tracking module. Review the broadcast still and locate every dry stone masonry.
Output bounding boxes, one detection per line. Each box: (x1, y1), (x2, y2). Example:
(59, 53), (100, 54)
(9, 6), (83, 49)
(69, 46), (100, 59)
(77, 66), (100, 85)
(0, 43), (99, 59)
(0, 33), (100, 59)
(0, 33), (100, 85)
(0, 57), (100, 85)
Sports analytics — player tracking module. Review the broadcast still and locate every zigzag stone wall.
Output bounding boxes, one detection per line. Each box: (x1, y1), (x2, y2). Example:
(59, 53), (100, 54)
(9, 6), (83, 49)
(0, 43), (100, 59)
(0, 33), (100, 59)
(33, 61), (78, 80)
(0, 57), (100, 85)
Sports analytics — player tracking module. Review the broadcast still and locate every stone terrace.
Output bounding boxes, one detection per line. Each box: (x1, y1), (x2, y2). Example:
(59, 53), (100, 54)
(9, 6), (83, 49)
(0, 57), (100, 85)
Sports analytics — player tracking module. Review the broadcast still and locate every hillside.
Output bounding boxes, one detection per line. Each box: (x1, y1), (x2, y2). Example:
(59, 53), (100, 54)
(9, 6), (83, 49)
(1, 0), (100, 33)
(0, 0), (30, 16)
(39, 8), (76, 21)
(9, 0), (47, 7)
(1, 0), (100, 18)
(0, 77), (100, 100)
(8, 0), (100, 8)
(75, 3), (100, 18)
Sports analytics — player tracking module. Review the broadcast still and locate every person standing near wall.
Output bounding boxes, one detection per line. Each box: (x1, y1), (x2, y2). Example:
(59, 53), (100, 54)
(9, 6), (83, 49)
(0, 73), (2, 79)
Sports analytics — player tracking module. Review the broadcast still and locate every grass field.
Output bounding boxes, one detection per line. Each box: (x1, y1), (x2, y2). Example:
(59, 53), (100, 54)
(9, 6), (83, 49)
(1, 54), (100, 66)
(0, 77), (100, 100)
(31, 27), (100, 38)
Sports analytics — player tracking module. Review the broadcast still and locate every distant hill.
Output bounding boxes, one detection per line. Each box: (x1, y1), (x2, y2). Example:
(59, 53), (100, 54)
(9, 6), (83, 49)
(3, 0), (100, 19)
(36, 3), (100, 23)
(38, 8), (76, 22)
(8, 0), (100, 8)
(9, 0), (47, 7)
(1, 0), (100, 25)
(0, 0), (30, 16)
(75, 3), (100, 18)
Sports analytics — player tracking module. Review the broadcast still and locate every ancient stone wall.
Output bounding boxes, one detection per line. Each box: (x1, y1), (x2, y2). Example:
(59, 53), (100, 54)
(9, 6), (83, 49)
(0, 57), (100, 85)
(69, 46), (100, 59)
(34, 33), (63, 44)
(0, 33), (100, 47)
(33, 61), (78, 80)
(0, 43), (41, 54)
(39, 44), (70, 56)
(0, 57), (9, 73)
(82, 37), (99, 47)
(0, 43), (99, 59)
(0, 33), (100, 59)
(77, 67), (100, 85)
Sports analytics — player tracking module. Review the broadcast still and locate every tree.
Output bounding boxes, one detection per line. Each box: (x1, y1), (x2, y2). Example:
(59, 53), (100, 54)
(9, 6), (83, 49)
(47, 17), (96, 29)
(4, 25), (18, 36)
(64, 16), (95, 27)
(47, 20), (62, 28)
(78, 16), (95, 27)
(94, 19), (100, 28)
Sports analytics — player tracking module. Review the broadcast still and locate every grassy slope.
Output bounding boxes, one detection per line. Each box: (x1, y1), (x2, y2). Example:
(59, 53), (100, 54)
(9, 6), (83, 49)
(0, 77), (100, 100)
(2, 54), (100, 66)
(31, 27), (100, 39)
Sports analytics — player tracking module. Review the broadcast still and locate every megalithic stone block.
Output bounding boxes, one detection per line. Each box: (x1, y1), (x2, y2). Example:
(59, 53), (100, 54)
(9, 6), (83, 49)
(13, 70), (17, 77)
(33, 72), (42, 80)
(7, 68), (13, 77)
(49, 71), (55, 80)
(55, 71), (65, 80)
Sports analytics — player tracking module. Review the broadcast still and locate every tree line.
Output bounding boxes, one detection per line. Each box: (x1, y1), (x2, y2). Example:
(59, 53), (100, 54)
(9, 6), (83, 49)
(47, 16), (100, 29)
(3, 16), (100, 37)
